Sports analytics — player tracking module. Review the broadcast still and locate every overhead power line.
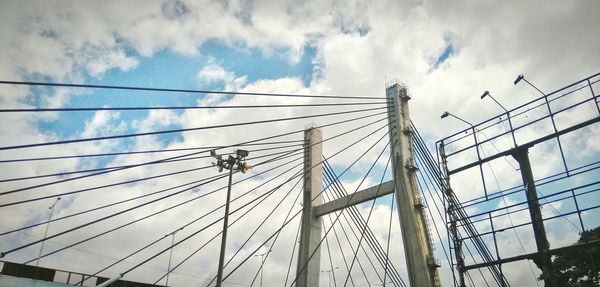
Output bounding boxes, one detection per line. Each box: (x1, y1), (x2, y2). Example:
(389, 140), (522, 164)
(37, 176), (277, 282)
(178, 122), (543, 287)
(0, 106), (387, 151)
(0, 80), (385, 100)
(0, 101), (390, 113)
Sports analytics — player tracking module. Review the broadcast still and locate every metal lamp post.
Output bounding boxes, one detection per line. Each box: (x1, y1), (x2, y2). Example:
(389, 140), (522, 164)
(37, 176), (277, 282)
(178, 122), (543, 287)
(320, 266), (339, 287)
(165, 227), (184, 286)
(36, 197), (60, 267)
(480, 91), (518, 147)
(211, 149), (252, 287)
(254, 250), (271, 287)
(441, 111), (489, 199)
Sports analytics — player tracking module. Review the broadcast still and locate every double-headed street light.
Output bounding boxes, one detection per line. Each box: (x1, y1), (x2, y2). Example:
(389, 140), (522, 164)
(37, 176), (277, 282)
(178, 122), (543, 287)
(37, 197), (60, 267)
(165, 227), (184, 286)
(211, 149), (252, 287)
(254, 250), (271, 287)
(321, 266), (339, 287)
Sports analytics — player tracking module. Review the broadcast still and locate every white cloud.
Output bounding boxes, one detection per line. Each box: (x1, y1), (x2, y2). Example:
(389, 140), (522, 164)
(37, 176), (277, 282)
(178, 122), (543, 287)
(1, 0), (599, 286)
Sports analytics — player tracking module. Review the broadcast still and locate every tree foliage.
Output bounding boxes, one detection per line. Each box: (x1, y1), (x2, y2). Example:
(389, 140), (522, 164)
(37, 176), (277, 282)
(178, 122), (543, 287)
(550, 226), (600, 287)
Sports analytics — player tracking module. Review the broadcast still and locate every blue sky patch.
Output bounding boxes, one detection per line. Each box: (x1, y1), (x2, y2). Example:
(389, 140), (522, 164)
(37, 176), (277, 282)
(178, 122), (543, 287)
(31, 41), (317, 164)
(433, 44), (454, 69)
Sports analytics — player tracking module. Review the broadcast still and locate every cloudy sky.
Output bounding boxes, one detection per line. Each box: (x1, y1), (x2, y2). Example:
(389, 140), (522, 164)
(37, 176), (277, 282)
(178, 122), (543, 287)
(0, 0), (599, 286)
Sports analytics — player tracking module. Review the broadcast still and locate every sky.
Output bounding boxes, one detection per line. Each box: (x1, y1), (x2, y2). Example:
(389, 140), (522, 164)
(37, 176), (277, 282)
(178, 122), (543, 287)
(0, 0), (599, 286)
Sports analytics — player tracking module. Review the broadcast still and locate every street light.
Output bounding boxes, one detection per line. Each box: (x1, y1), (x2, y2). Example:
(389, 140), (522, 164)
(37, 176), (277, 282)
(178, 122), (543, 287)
(165, 227), (184, 286)
(440, 111), (474, 129)
(212, 149), (252, 287)
(36, 197), (60, 267)
(321, 266), (339, 287)
(480, 91), (517, 147)
(514, 73), (569, 175)
(254, 250), (271, 287)
(441, 111), (489, 199)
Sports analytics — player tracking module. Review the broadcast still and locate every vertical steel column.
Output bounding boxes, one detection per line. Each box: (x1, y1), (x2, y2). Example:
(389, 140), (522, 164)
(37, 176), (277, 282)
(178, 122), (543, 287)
(296, 127), (323, 287)
(512, 148), (556, 287)
(439, 141), (466, 287)
(387, 83), (440, 287)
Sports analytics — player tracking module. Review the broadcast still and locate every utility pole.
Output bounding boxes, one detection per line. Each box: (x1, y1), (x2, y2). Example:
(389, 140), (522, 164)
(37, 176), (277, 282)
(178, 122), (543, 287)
(296, 127), (323, 287)
(165, 227), (183, 286)
(254, 250), (271, 287)
(512, 148), (556, 287)
(212, 149), (252, 287)
(37, 197), (60, 267)
(321, 266), (338, 287)
(386, 82), (440, 287)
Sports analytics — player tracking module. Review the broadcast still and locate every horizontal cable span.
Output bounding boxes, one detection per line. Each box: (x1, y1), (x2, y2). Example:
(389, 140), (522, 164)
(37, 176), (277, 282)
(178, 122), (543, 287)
(0, 114), (387, 198)
(0, 148), (303, 207)
(2, 116), (387, 246)
(0, 106), (387, 151)
(0, 102), (390, 113)
(105, 118), (390, 282)
(0, 110), (387, 166)
(0, 80), (386, 100)
(0, 144), (301, 183)
(6, 153), (304, 260)
(77, 163), (306, 285)
(0, 140), (303, 163)
(0, 153), (303, 238)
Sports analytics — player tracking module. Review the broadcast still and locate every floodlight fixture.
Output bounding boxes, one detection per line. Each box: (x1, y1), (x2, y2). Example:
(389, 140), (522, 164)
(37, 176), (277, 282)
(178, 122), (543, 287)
(212, 149), (252, 287)
(440, 111), (474, 128)
(236, 149), (249, 158)
(479, 90), (508, 112)
(480, 91), (490, 99)
(514, 74), (524, 85)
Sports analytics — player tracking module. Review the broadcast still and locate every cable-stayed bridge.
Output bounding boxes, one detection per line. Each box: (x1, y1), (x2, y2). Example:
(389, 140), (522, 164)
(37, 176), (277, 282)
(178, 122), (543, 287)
(0, 72), (598, 287)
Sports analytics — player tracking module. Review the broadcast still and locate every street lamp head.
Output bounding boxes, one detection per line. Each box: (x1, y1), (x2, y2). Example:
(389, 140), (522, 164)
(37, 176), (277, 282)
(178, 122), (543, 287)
(514, 74), (524, 85)
(480, 91), (490, 99)
(236, 149), (249, 158)
(441, 111), (450, 119)
(240, 162), (252, 173)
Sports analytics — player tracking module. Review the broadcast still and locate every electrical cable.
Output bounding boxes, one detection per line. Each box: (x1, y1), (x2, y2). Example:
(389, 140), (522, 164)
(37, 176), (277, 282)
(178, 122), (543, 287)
(323, 221), (339, 287)
(0, 143), (301, 183)
(0, 107), (388, 164)
(77, 156), (305, 285)
(344, 154), (392, 286)
(0, 150), (303, 238)
(222, 129), (392, 284)
(322, 193), (373, 286)
(0, 106), (387, 151)
(0, 101), (391, 113)
(0, 113), (388, 198)
(321, 159), (405, 287)
(326, 215), (356, 287)
(412, 122), (508, 286)
(154, 172), (304, 286)
(0, 140), (303, 163)
(283, 214), (303, 287)
(0, 80), (387, 100)
(3, 151), (303, 260)
(322, 168), (387, 286)
(290, 139), (391, 287)
(322, 163), (405, 287)
(77, 119), (390, 284)
(384, 191), (395, 287)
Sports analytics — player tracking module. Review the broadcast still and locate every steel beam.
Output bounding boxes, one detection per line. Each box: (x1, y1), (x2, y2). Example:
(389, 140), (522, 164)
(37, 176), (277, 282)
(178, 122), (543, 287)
(512, 148), (556, 287)
(314, 181), (394, 217)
